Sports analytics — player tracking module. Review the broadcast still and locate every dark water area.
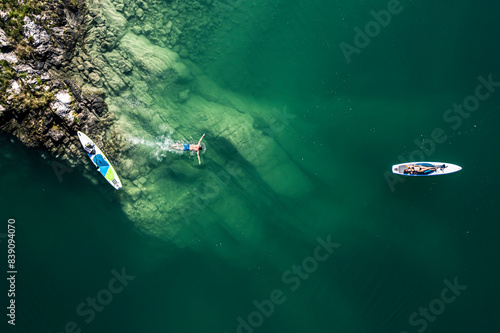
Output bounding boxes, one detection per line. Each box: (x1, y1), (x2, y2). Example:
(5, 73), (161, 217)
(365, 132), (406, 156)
(1, 0), (500, 332)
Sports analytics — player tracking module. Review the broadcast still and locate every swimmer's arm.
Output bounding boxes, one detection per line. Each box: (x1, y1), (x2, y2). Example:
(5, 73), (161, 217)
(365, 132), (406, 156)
(198, 133), (205, 146)
(197, 151), (201, 165)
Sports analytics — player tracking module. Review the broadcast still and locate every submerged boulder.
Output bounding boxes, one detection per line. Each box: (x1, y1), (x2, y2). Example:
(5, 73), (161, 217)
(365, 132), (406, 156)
(119, 32), (191, 83)
(118, 59), (133, 73)
(88, 72), (102, 87)
(47, 126), (65, 142)
(177, 89), (190, 103)
(101, 66), (127, 93)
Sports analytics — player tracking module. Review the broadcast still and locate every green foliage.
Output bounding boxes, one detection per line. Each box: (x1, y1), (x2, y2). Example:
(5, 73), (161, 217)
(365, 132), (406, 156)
(0, 78), (8, 94)
(0, 0), (52, 44)
(0, 60), (11, 68)
(0, 61), (16, 95)
(0, 0), (82, 112)
(1, 57), (56, 111)
(1, 61), (16, 80)
(6, 86), (55, 112)
(9, 27), (22, 42)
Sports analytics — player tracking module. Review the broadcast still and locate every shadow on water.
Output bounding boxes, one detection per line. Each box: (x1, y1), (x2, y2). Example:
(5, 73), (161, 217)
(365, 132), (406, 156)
(206, 134), (295, 207)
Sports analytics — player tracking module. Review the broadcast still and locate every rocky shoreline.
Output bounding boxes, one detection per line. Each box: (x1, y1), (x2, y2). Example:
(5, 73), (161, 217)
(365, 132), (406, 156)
(0, 0), (231, 234)
(0, 0), (125, 167)
(0, 0), (225, 166)
(1, 0), (310, 242)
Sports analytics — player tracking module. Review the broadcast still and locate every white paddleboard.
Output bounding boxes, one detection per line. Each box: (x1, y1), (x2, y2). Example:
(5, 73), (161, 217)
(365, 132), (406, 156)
(77, 131), (122, 190)
(392, 162), (462, 176)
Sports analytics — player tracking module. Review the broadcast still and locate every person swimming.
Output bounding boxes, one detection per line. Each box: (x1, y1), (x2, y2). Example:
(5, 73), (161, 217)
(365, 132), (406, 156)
(171, 134), (205, 164)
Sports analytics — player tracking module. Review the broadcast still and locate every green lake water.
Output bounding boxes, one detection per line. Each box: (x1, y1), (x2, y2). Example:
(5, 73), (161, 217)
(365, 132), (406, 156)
(1, 0), (500, 332)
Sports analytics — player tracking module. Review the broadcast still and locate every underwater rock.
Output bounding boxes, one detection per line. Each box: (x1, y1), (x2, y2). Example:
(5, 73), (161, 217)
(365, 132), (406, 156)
(177, 89), (190, 103)
(101, 66), (127, 93)
(124, 10), (134, 19)
(123, 183), (142, 201)
(143, 24), (153, 35)
(168, 160), (199, 179)
(165, 21), (173, 34)
(137, 0), (148, 10)
(131, 26), (142, 34)
(100, 0), (128, 27)
(89, 72), (102, 86)
(90, 56), (107, 70)
(74, 56), (83, 65)
(179, 48), (189, 58)
(83, 60), (94, 71)
(106, 30), (116, 41)
(84, 95), (107, 116)
(100, 41), (111, 52)
(118, 59), (133, 73)
(130, 81), (154, 105)
(103, 49), (122, 67)
(119, 32), (192, 83)
(47, 127), (65, 142)
(93, 14), (106, 25)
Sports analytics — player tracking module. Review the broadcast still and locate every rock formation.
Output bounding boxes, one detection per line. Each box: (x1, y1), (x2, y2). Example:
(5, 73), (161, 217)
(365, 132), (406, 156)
(1, 0), (313, 247)
(0, 0), (123, 166)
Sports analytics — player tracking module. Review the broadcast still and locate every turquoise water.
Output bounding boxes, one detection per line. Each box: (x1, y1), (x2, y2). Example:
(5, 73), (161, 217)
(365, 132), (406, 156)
(2, 0), (500, 332)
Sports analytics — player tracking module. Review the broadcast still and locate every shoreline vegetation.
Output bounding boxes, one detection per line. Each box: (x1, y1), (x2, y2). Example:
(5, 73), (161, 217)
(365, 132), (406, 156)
(0, 0), (120, 165)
